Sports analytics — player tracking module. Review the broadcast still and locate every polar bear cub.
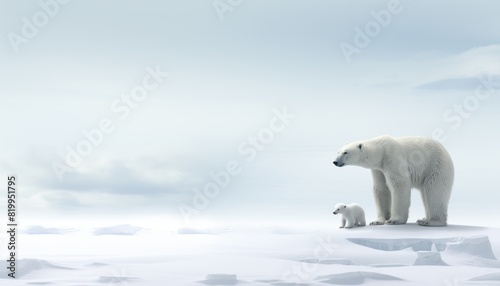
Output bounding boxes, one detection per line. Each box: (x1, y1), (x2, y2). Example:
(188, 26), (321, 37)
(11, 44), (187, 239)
(333, 203), (366, 228)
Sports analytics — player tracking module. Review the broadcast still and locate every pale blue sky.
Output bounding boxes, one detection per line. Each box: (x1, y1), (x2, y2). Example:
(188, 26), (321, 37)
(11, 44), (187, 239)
(0, 1), (499, 226)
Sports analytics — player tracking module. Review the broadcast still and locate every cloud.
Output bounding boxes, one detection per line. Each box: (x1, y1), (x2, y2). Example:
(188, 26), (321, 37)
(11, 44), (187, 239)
(414, 45), (500, 90)
(26, 151), (247, 214)
(43, 159), (196, 196)
(416, 77), (484, 90)
(359, 45), (500, 90)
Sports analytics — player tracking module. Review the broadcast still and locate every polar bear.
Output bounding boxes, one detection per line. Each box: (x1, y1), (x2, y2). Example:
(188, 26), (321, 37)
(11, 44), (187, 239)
(333, 203), (366, 228)
(333, 135), (454, 227)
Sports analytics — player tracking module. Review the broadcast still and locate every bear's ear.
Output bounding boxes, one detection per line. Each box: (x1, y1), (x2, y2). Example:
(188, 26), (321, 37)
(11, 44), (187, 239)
(358, 143), (363, 150)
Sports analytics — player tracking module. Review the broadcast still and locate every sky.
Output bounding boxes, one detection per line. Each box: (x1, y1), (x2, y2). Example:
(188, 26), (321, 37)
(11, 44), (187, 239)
(0, 0), (499, 228)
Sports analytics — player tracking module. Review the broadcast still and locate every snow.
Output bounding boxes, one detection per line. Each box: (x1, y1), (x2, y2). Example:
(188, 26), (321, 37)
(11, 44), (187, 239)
(22, 226), (76, 235)
(300, 258), (353, 265)
(468, 272), (500, 282)
(3, 223), (500, 285)
(177, 226), (231, 235)
(0, 259), (72, 278)
(92, 224), (144, 235)
(347, 237), (459, 251)
(443, 235), (498, 262)
(413, 251), (447, 266)
(199, 274), (239, 285)
(98, 274), (141, 284)
(316, 272), (405, 284)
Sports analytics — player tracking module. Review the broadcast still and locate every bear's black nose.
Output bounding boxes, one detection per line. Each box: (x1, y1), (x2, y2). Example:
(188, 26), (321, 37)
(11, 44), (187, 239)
(333, 161), (338, 166)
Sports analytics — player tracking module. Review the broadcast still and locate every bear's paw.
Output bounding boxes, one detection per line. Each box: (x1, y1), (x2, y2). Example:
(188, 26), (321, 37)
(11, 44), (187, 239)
(417, 219), (446, 227)
(369, 220), (386, 226)
(385, 219), (406, 225)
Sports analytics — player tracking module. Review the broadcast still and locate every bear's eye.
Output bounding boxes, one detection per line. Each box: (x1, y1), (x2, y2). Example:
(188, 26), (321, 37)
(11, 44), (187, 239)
(343, 151), (348, 155)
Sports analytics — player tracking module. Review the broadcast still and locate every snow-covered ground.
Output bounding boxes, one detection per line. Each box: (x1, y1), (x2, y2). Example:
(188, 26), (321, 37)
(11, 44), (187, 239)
(3, 223), (500, 285)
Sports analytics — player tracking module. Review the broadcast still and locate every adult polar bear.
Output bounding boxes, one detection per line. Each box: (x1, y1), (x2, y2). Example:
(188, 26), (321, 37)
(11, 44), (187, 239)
(333, 135), (454, 227)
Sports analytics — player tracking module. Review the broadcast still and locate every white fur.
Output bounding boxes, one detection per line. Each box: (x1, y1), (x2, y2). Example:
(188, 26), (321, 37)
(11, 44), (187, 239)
(333, 203), (366, 228)
(333, 135), (454, 227)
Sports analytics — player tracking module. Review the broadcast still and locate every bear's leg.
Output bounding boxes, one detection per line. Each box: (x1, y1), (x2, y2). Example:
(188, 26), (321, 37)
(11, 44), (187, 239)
(417, 189), (430, 225)
(357, 213), (366, 227)
(345, 215), (355, 228)
(370, 170), (391, 225)
(385, 175), (411, 225)
(339, 217), (346, 228)
(418, 180), (451, 226)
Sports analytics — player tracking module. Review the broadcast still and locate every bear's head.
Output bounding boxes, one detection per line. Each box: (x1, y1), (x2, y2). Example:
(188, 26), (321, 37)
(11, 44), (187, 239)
(333, 142), (363, 167)
(333, 203), (347, 215)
